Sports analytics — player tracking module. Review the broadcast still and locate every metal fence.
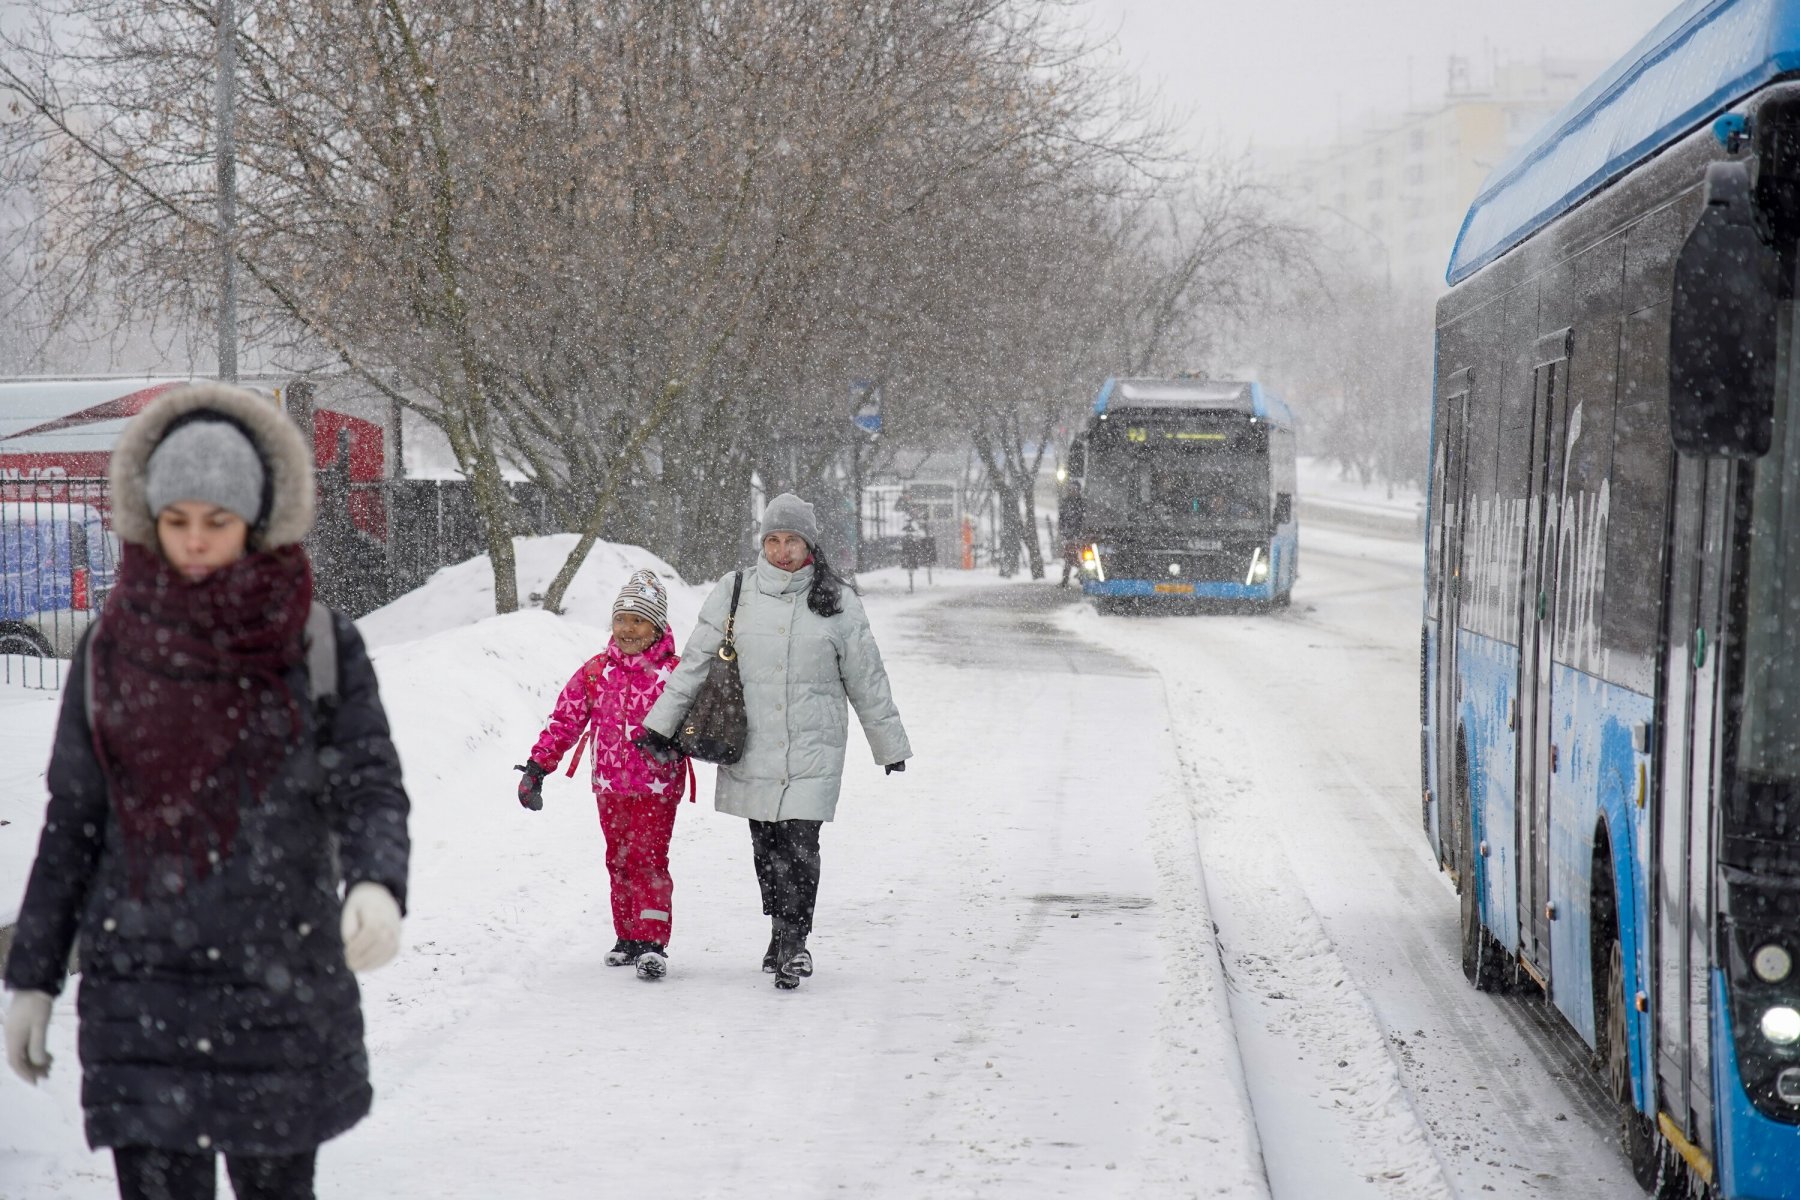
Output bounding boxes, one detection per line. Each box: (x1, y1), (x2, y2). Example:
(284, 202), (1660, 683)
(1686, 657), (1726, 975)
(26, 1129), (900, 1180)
(0, 479), (116, 689)
(0, 473), (553, 690)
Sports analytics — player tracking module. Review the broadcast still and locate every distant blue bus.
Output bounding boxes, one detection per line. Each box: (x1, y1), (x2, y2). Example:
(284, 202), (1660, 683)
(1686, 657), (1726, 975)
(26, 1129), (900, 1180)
(1423, 2), (1800, 1196)
(1068, 377), (1297, 610)
(0, 500), (114, 658)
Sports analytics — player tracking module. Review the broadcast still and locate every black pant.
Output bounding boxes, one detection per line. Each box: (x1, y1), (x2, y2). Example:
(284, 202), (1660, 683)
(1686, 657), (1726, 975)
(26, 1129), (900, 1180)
(114, 1146), (317, 1200)
(749, 818), (822, 939)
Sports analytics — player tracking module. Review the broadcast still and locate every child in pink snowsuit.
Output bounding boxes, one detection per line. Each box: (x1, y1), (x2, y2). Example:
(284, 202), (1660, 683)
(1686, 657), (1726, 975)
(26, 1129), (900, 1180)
(515, 570), (688, 980)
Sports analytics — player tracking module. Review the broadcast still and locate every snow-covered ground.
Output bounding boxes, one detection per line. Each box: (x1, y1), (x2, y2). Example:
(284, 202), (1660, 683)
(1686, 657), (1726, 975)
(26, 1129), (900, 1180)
(0, 664), (69, 931)
(1, 524), (1640, 1198)
(1296, 457), (1425, 541)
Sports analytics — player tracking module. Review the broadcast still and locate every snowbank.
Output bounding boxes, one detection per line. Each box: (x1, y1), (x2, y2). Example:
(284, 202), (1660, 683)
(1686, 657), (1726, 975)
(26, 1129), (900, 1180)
(0, 677), (63, 929)
(1297, 457), (1424, 541)
(0, 536), (709, 934)
(358, 534), (708, 652)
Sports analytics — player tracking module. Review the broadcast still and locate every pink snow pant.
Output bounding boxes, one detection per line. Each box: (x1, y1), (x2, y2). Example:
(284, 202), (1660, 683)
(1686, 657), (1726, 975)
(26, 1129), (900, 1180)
(598, 793), (679, 944)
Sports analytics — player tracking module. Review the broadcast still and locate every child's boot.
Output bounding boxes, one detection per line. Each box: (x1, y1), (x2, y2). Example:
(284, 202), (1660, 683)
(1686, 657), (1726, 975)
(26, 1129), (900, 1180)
(605, 939), (643, 967)
(636, 944), (668, 980)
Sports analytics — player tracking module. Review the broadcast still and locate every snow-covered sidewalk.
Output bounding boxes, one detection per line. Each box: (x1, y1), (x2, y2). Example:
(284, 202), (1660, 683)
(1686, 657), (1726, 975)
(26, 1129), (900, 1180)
(1, 548), (1266, 1198)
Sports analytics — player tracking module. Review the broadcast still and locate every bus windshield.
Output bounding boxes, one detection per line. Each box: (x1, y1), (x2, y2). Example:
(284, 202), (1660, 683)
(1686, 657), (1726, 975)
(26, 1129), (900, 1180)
(1084, 416), (1269, 532)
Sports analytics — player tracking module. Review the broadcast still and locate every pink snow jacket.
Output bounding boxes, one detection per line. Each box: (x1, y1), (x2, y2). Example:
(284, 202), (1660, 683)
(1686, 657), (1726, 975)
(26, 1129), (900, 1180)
(529, 630), (689, 800)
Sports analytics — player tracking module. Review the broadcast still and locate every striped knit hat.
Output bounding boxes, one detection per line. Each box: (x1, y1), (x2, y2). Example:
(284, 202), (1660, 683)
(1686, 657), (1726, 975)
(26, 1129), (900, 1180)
(613, 569), (669, 633)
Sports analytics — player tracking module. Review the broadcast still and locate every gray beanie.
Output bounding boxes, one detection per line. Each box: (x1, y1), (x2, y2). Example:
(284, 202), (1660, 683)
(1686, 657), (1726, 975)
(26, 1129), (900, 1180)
(759, 492), (818, 544)
(613, 569), (670, 634)
(145, 419), (268, 527)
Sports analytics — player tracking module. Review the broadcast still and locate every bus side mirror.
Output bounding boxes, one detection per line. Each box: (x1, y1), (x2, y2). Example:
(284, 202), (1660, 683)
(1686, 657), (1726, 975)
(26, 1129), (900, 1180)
(1668, 161), (1779, 458)
(1273, 494), (1293, 525)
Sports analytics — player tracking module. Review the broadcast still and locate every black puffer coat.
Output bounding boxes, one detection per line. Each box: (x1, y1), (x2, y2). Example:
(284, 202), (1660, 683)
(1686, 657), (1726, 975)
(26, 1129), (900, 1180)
(3, 611), (410, 1155)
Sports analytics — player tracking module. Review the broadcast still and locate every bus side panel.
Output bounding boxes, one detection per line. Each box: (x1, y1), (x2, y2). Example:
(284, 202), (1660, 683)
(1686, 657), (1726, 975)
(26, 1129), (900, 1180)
(1713, 970), (1800, 1200)
(1274, 519), (1299, 596)
(1545, 665), (1654, 1053)
(1424, 617), (1443, 859)
(1458, 627), (1520, 951)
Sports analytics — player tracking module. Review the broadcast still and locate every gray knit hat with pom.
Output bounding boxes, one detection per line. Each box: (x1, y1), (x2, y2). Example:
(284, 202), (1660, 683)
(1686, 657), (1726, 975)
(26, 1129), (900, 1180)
(759, 492), (818, 544)
(613, 569), (669, 633)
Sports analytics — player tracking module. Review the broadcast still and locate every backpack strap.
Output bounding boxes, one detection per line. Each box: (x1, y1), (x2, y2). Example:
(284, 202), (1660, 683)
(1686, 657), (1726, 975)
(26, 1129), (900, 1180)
(304, 603), (341, 752)
(83, 617), (99, 736)
(304, 602), (338, 707)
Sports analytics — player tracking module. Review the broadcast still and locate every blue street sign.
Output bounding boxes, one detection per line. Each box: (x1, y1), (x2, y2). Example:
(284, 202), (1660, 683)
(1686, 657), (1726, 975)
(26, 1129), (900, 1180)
(850, 380), (881, 435)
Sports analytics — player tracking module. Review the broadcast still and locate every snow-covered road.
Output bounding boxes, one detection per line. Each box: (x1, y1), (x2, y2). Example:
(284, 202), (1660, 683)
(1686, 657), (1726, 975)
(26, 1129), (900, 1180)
(2, 522), (1645, 1198)
(1058, 523), (1642, 1199)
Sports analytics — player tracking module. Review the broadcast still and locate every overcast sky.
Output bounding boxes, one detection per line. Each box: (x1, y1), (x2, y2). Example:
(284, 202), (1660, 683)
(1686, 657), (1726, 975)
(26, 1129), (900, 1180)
(1074, 0), (1682, 152)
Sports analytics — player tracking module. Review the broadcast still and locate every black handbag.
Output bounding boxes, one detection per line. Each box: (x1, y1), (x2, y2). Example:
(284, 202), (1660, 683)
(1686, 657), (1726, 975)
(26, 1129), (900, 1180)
(672, 571), (748, 764)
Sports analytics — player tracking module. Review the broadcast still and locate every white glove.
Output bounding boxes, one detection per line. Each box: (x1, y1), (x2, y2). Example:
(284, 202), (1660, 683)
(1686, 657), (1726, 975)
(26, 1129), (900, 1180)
(340, 882), (402, 973)
(4, 990), (54, 1085)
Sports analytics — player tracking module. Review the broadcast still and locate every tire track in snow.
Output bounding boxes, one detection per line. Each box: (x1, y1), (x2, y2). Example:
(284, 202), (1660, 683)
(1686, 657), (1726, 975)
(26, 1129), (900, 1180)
(1150, 675), (1456, 1200)
(1058, 524), (1642, 1198)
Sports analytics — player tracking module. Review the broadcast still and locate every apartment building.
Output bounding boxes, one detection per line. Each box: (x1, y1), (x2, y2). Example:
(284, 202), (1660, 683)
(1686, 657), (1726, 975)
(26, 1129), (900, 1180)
(1275, 58), (1604, 291)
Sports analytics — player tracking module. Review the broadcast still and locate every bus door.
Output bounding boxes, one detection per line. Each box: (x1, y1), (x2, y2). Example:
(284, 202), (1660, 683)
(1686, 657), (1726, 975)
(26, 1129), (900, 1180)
(1653, 453), (1730, 1149)
(1517, 331), (1572, 976)
(1434, 369), (1473, 876)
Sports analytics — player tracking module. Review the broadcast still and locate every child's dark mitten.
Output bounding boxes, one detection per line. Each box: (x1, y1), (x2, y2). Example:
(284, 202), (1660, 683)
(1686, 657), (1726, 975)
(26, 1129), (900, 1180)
(515, 761), (548, 811)
(633, 727), (682, 765)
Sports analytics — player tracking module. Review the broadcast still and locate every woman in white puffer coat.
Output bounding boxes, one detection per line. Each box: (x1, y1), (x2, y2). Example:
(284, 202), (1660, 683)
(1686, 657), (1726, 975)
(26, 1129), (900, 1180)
(638, 493), (910, 990)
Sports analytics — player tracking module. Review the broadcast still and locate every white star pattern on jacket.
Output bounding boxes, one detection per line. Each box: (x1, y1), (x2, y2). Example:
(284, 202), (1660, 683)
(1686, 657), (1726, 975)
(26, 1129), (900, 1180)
(528, 630), (685, 799)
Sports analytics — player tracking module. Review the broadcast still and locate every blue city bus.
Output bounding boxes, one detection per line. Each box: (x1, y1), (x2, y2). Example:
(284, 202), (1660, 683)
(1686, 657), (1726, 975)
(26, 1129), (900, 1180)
(1422, 2), (1800, 1195)
(1069, 377), (1297, 610)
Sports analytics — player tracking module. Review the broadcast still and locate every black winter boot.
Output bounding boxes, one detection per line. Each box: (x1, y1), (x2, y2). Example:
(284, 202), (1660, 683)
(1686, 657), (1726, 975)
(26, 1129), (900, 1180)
(772, 921), (807, 991)
(605, 939), (644, 967)
(762, 928), (780, 974)
(636, 943), (668, 980)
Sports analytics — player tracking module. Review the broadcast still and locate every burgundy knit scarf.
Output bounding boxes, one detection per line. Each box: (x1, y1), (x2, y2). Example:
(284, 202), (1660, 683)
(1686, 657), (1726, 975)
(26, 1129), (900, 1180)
(90, 542), (313, 895)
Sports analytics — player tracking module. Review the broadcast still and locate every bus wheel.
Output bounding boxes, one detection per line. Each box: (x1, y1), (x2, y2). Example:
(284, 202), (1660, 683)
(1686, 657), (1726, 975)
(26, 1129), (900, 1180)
(0, 626), (51, 658)
(1596, 859), (1687, 1196)
(1457, 754), (1509, 991)
(1604, 936), (1660, 1189)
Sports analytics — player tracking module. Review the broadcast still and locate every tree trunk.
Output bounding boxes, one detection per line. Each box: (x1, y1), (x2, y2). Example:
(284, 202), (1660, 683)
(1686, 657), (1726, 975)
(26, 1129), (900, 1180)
(441, 403), (520, 613)
(1017, 480), (1045, 579)
(972, 429), (1023, 577)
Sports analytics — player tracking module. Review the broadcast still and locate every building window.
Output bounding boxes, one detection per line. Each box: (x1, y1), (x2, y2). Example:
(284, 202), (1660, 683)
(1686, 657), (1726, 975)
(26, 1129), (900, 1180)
(1404, 164), (1425, 186)
(1366, 179), (1384, 201)
(1409, 130), (1427, 153)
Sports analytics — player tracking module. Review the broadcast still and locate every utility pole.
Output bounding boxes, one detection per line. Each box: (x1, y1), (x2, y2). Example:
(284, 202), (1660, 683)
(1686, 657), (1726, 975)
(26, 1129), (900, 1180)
(215, 0), (238, 382)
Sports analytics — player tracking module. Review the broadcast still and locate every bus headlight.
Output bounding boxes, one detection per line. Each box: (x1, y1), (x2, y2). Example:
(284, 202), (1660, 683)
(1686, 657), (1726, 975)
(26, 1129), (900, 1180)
(1246, 547), (1269, 585)
(1762, 1006), (1800, 1045)
(1780, 1068), (1800, 1105)
(1756, 944), (1794, 983)
(1081, 544), (1105, 582)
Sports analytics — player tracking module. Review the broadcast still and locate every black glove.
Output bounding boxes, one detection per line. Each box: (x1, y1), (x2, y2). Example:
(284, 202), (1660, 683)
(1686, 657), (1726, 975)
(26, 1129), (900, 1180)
(884, 761), (906, 775)
(634, 727), (682, 765)
(515, 761), (548, 811)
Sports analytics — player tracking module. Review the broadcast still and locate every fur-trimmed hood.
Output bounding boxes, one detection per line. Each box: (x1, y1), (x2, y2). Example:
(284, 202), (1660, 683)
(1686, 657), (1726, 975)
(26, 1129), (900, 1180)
(109, 383), (315, 549)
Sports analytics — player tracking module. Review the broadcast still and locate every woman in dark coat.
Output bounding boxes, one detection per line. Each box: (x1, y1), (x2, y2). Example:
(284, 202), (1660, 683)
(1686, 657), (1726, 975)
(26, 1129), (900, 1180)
(1, 383), (411, 1200)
